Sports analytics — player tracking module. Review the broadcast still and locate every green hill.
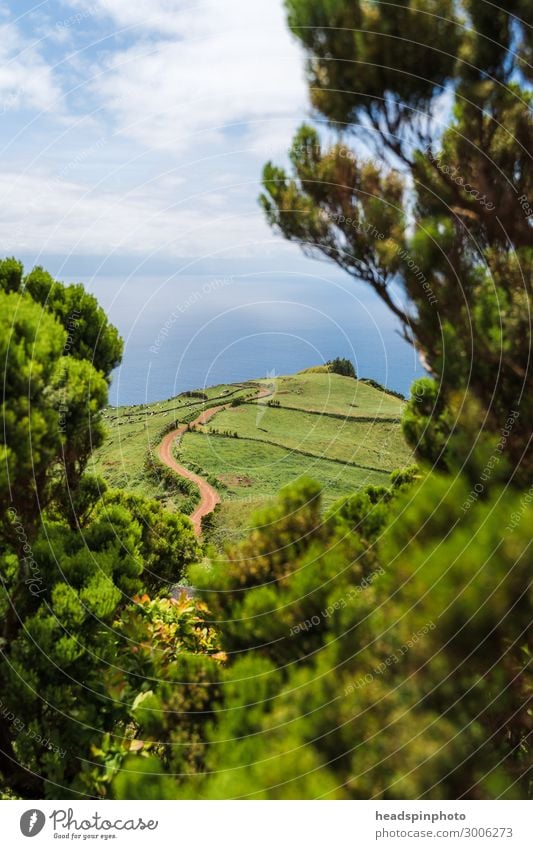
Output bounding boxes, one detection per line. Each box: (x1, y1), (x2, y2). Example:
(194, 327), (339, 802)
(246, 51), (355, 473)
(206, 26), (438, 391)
(89, 382), (254, 511)
(91, 370), (412, 544)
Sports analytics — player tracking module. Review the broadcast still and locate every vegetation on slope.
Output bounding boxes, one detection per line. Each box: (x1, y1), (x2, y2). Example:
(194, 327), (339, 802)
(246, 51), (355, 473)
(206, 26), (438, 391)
(90, 383), (255, 512)
(91, 370), (412, 546)
(176, 372), (410, 542)
(208, 396), (410, 468)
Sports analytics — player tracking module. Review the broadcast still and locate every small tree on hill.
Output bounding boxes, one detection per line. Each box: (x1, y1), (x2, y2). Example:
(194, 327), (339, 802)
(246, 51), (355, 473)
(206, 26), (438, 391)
(327, 357), (356, 378)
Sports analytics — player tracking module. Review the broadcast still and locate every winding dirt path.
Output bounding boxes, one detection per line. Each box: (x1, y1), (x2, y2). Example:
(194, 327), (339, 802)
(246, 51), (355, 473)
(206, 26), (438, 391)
(157, 386), (272, 535)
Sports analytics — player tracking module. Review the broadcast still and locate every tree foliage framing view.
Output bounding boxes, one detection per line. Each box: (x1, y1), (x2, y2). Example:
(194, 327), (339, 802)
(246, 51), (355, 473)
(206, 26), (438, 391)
(0, 0), (531, 801)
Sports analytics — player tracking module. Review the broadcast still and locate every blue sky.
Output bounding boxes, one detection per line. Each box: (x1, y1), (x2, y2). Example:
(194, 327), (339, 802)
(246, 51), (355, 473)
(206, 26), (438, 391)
(0, 0), (312, 269)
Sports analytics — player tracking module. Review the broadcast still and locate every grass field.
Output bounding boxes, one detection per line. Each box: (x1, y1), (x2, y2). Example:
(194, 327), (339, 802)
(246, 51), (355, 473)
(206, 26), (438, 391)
(255, 372), (405, 419)
(91, 370), (412, 542)
(207, 403), (411, 471)
(179, 430), (391, 501)
(89, 382), (255, 510)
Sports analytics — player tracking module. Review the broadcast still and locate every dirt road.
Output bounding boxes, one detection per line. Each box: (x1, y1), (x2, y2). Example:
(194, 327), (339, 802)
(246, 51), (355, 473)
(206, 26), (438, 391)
(157, 386), (272, 535)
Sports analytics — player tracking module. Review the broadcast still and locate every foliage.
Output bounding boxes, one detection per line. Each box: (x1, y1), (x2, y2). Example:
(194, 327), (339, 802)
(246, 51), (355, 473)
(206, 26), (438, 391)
(95, 593), (224, 799)
(260, 1), (533, 482)
(15, 263), (122, 378)
(143, 451), (201, 515)
(359, 378), (405, 401)
(327, 357), (356, 378)
(101, 490), (200, 593)
(0, 290), (67, 545)
(0, 263), (202, 799)
(115, 475), (531, 799)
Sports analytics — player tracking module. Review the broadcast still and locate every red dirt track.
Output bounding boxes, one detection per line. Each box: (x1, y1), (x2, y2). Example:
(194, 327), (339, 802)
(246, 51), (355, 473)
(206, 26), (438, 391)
(157, 387), (272, 535)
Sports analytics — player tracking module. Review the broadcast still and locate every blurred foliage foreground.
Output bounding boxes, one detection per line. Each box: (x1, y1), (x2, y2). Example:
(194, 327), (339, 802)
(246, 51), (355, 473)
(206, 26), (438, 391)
(114, 467), (532, 800)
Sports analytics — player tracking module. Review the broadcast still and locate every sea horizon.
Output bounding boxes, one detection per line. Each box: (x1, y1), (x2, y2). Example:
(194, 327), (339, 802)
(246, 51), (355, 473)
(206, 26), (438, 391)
(84, 270), (425, 407)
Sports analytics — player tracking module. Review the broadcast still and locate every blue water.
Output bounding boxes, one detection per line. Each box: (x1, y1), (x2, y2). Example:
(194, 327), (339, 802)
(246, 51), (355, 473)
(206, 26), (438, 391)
(85, 271), (425, 407)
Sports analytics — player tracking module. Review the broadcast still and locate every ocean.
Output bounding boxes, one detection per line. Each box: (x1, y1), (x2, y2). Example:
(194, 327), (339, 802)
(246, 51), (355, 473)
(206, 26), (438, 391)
(86, 271), (425, 407)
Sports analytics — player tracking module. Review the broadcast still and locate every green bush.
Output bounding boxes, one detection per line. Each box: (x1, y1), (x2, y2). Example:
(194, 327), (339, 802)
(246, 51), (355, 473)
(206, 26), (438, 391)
(327, 357), (357, 378)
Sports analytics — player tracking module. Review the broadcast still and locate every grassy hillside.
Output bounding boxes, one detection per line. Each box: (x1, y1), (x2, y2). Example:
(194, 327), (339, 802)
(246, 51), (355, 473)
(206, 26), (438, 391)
(207, 403), (410, 469)
(89, 382), (255, 511)
(91, 370), (412, 544)
(258, 371), (405, 418)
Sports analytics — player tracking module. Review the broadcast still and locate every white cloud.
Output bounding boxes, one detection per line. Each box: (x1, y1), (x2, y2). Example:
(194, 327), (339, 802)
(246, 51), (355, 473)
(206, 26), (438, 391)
(0, 169), (279, 258)
(0, 22), (62, 114)
(86, 0), (307, 152)
(68, 0), (282, 37)
(0, 2), (309, 260)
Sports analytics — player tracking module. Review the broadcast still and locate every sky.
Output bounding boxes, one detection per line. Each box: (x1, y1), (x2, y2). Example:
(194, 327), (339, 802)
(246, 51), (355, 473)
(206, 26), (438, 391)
(0, 0), (312, 272)
(0, 0), (426, 398)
